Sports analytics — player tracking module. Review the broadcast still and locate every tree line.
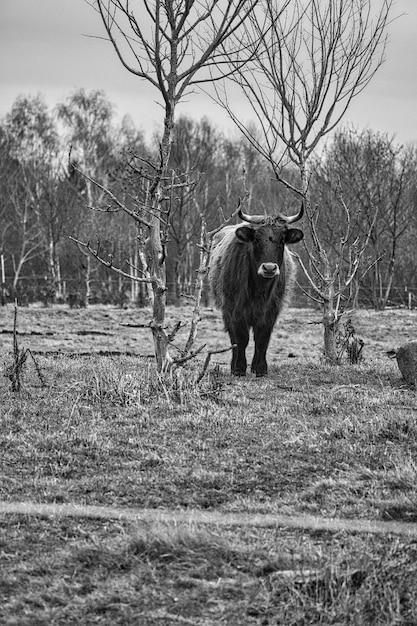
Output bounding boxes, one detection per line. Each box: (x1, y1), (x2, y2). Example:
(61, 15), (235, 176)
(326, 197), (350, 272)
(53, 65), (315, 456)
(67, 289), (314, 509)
(0, 88), (416, 311)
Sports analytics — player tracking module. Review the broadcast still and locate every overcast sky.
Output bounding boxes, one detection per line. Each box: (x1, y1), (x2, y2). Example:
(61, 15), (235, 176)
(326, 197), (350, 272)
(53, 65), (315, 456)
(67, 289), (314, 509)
(1, 0), (416, 145)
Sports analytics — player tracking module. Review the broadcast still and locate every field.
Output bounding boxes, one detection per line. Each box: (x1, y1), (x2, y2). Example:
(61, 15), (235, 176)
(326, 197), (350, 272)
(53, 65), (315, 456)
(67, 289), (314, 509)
(1, 303), (417, 625)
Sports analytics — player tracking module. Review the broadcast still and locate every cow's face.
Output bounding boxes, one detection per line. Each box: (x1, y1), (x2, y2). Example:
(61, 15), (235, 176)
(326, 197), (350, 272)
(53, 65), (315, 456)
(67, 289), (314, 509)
(235, 221), (303, 279)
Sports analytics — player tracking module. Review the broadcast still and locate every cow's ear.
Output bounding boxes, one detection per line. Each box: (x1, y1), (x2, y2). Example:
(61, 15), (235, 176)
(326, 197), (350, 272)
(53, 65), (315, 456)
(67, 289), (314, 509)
(285, 228), (304, 244)
(235, 226), (255, 242)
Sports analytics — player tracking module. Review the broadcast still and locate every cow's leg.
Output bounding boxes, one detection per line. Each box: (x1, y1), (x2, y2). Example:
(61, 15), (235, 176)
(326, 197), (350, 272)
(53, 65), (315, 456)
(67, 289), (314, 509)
(251, 324), (273, 377)
(229, 322), (249, 376)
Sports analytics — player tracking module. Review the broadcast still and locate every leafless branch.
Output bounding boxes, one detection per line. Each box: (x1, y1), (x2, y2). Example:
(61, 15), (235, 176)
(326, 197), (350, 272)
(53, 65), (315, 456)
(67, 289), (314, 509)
(173, 343), (206, 367)
(69, 236), (152, 283)
(196, 345), (234, 384)
(217, 0), (393, 167)
(69, 152), (152, 228)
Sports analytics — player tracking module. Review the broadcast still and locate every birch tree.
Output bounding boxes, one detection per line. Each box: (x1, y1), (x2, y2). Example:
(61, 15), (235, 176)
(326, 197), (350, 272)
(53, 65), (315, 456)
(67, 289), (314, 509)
(58, 89), (121, 305)
(3, 95), (61, 298)
(217, 0), (393, 362)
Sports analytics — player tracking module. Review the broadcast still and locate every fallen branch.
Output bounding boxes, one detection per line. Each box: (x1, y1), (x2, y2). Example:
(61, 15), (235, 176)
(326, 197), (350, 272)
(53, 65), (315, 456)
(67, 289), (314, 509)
(174, 343), (206, 367)
(196, 345), (235, 384)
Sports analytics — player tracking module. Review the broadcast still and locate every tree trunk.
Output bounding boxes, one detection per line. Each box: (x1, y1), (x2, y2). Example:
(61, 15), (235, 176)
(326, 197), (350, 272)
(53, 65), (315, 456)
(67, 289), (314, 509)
(56, 259), (62, 300)
(323, 297), (339, 364)
(375, 263), (384, 310)
(47, 236), (59, 303)
(84, 254), (91, 307)
(1, 254), (6, 306)
(351, 277), (359, 309)
(149, 104), (176, 371)
(173, 255), (183, 307)
(381, 271), (394, 310)
(12, 242), (29, 294)
(183, 220), (210, 355)
(300, 159), (340, 363)
(130, 241), (139, 303)
(381, 239), (397, 310)
(137, 244), (153, 306)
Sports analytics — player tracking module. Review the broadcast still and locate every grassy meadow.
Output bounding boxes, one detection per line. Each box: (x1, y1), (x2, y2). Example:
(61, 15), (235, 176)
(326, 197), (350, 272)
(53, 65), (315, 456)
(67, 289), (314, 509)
(1, 303), (417, 624)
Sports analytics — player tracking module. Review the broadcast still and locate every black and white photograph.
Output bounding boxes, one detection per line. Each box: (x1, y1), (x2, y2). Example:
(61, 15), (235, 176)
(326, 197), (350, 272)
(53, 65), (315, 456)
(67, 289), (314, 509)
(1, 1), (417, 623)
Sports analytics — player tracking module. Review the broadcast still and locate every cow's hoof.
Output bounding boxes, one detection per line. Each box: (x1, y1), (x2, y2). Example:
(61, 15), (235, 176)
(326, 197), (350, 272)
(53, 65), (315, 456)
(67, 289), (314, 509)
(232, 370), (246, 377)
(255, 371), (267, 377)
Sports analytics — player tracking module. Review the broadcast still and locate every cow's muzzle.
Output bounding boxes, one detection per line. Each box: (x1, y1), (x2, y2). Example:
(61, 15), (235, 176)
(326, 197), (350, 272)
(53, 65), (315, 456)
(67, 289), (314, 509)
(258, 262), (279, 278)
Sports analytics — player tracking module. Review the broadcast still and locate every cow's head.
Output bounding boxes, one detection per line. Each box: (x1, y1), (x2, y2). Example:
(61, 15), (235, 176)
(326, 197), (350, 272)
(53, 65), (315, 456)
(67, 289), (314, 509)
(236, 203), (304, 279)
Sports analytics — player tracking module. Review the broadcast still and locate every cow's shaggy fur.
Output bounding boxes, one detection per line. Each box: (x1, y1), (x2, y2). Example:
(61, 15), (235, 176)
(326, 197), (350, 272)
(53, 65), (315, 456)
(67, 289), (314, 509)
(209, 217), (302, 376)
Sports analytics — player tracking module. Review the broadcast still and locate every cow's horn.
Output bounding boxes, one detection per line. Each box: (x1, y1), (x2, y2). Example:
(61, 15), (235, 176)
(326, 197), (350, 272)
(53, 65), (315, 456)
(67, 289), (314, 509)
(238, 208), (266, 224)
(277, 200), (304, 224)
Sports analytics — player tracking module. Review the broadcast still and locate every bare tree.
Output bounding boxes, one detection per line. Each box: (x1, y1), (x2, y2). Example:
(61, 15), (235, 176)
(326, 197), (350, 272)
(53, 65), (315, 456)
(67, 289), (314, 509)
(3, 95), (61, 299)
(314, 128), (416, 310)
(59, 89), (127, 306)
(76, 0), (258, 371)
(216, 0), (393, 361)
(167, 116), (220, 305)
(7, 165), (44, 293)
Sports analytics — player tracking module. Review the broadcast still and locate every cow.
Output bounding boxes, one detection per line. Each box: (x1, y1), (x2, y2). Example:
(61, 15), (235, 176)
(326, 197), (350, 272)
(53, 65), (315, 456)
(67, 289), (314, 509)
(209, 203), (304, 377)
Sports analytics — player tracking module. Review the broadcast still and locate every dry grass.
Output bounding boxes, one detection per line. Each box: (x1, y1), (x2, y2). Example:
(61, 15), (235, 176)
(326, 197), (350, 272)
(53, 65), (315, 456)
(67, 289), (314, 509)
(1, 303), (417, 624)
(1, 514), (417, 625)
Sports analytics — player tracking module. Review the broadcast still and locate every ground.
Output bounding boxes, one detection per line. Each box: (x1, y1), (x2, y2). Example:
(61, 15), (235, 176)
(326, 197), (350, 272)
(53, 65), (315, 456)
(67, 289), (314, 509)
(1, 303), (417, 624)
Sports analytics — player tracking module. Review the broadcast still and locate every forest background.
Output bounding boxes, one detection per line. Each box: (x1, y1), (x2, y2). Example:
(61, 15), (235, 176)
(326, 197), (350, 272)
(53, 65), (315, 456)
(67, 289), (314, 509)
(1, 88), (416, 312)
